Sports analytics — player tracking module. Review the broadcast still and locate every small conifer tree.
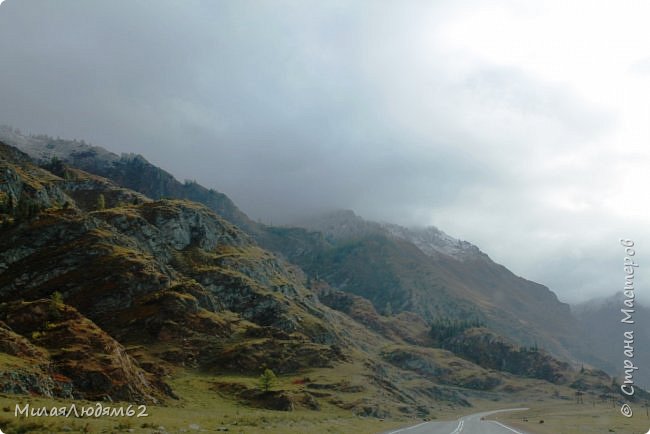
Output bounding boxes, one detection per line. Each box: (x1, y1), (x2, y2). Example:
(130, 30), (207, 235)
(49, 291), (64, 319)
(259, 368), (277, 392)
(96, 194), (106, 210)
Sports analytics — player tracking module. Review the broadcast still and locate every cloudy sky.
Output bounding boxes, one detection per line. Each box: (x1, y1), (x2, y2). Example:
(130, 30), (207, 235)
(0, 0), (648, 303)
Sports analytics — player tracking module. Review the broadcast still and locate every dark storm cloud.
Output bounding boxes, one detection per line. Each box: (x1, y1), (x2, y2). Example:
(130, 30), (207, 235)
(0, 0), (494, 222)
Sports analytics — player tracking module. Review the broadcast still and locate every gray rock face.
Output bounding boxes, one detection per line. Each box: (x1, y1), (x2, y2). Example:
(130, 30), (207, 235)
(96, 210), (174, 264)
(381, 348), (446, 378)
(0, 370), (74, 398)
(139, 201), (247, 252)
(0, 146), (72, 216)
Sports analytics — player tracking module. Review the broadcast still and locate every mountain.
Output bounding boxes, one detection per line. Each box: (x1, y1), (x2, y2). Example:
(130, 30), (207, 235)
(3, 138), (608, 420)
(0, 130), (631, 427)
(0, 128), (611, 368)
(1, 129), (619, 363)
(286, 210), (583, 363)
(291, 210), (483, 261)
(574, 293), (650, 389)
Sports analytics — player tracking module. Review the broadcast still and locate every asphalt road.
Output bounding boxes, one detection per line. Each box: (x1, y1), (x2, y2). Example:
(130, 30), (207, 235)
(382, 408), (529, 434)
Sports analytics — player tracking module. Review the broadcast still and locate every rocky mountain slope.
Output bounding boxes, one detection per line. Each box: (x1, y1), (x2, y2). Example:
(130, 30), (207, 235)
(0, 131), (629, 418)
(287, 210), (584, 363)
(0, 141), (351, 402)
(0, 128), (611, 368)
(0, 125), (256, 234)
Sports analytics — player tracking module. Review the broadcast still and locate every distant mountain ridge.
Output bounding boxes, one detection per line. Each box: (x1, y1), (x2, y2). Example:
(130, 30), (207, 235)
(573, 293), (650, 389)
(292, 209), (487, 261)
(286, 209), (582, 361)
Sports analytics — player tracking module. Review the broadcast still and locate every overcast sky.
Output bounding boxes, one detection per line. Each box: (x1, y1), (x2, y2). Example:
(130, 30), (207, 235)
(0, 0), (648, 303)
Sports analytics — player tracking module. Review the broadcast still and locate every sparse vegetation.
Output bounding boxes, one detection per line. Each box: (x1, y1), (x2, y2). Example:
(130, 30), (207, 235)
(429, 317), (483, 342)
(259, 368), (278, 392)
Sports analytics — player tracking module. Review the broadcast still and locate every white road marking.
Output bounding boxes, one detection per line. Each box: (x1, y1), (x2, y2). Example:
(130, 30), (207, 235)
(387, 408), (528, 434)
(450, 419), (464, 433)
(490, 420), (526, 434)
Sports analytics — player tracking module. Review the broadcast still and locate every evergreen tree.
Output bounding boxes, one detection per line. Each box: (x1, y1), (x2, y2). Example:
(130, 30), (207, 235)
(50, 291), (64, 307)
(259, 368), (277, 392)
(96, 194), (106, 210)
(49, 291), (64, 319)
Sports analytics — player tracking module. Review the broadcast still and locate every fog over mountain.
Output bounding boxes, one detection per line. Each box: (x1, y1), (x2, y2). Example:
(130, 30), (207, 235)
(1, 0), (649, 303)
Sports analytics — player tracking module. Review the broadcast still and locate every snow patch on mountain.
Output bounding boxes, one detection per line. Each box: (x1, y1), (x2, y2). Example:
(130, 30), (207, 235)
(291, 209), (485, 262)
(381, 223), (484, 262)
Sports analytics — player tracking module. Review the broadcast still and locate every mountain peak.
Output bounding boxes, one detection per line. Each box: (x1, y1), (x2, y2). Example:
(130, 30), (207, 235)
(382, 223), (486, 262)
(291, 209), (485, 262)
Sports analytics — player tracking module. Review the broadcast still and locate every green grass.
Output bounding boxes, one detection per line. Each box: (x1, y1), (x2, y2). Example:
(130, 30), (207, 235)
(495, 400), (650, 434)
(0, 369), (411, 434)
(0, 353), (35, 370)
